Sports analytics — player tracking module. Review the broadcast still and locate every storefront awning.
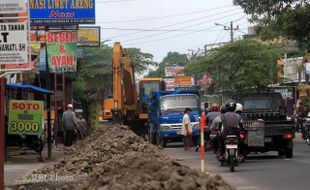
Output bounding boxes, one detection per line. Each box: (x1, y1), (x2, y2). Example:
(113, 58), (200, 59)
(6, 84), (53, 95)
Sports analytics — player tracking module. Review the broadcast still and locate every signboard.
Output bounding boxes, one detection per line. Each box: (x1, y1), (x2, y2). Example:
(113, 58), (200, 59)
(0, 0), (26, 14)
(174, 76), (193, 87)
(269, 87), (295, 100)
(29, 0), (96, 25)
(77, 27), (100, 47)
(8, 100), (44, 135)
(163, 78), (175, 91)
(164, 66), (184, 77)
(305, 63), (310, 75)
(46, 31), (77, 73)
(283, 57), (303, 81)
(0, 22), (29, 64)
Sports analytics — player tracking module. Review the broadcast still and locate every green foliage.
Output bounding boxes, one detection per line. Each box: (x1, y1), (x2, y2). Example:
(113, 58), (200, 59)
(234, 0), (310, 50)
(126, 48), (157, 74)
(147, 52), (190, 77)
(187, 40), (282, 91)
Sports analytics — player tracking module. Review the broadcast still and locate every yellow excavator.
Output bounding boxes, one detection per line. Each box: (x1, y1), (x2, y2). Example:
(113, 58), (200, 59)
(103, 42), (165, 135)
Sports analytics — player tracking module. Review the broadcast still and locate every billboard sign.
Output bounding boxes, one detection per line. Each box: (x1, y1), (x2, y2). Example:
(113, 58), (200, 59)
(77, 26), (100, 47)
(283, 57), (303, 82)
(29, 0), (96, 25)
(8, 100), (44, 135)
(0, 22), (29, 65)
(174, 76), (193, 87)
(163, 78), (175, 91)
(0, 0), (26, 14)
(164, 66), (184, 77)
(269, 87), (295, 100)
(46, 31), (77, 73)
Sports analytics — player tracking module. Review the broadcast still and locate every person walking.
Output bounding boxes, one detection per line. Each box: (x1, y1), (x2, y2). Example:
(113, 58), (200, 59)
(77, 114), (88, 138)
(182, 108), (193, 151)
(62, 104), (78, 146)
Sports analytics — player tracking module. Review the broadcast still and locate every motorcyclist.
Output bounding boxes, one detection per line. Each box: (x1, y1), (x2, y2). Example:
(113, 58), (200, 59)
(210, 105), (226, 153)
(219, 100), (243, 158)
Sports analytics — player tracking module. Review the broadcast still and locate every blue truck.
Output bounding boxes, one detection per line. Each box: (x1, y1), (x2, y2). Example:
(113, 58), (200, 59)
(147, 90), (201, 147)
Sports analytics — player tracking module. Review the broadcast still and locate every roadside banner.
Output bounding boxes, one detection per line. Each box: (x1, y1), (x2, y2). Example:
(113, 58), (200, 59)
(0, 22), (29, 65)
(174, 76), (193, 87)
(77, 26), (100, 47)
(8, 100), (44, 136)
(165, 66), (184, 77)
(163, 78), (175, 91)
(29, 0), (96, 25)
(0, 0), (26, 14)
(46, 31), (77, 73)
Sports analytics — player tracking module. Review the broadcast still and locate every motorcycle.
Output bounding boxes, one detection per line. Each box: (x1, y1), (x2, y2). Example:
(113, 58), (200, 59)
(225, 134), (239, 172)
(218, 131), (246, 172)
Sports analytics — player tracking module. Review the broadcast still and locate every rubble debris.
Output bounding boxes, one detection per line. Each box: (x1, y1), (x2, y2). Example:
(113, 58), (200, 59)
(10, 124), (235, 190)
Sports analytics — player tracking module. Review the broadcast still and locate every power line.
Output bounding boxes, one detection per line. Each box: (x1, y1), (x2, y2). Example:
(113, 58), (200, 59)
(101, 27), (248, 32)
(122, 11), (245, 43)
(105, 7), (241, 39)
(96, 5), (234, 23)
(96, 0), (134, 3)
(124, 16), (246, 46)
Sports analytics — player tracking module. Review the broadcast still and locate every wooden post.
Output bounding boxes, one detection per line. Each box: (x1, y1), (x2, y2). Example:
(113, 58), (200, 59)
(0, 78), (6, 189)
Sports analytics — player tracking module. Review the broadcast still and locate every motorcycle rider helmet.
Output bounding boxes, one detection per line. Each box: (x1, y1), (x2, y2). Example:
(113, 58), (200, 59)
(235, 103), (243, 113)
(225, 100), (237, 112)
(211, 103), (219, 112)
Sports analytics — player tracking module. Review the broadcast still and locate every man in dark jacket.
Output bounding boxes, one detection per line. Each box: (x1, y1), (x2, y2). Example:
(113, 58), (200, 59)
(62, 104), (78, 146)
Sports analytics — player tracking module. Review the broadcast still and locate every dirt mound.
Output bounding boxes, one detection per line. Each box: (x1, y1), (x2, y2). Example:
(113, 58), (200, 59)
(12, 125), (234, 190)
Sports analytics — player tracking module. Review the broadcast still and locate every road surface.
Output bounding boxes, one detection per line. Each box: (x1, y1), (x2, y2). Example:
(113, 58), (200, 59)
(164, 135), (310, 190)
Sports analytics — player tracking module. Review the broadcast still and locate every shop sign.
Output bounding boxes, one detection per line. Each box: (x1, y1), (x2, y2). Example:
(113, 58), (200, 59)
(46, 31), (77, 73)
(8, 100), (44, 135)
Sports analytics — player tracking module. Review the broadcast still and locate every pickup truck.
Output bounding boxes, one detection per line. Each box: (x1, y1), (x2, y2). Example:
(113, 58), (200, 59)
(234, 93), (294, 158)
(147, 90), (201, 147)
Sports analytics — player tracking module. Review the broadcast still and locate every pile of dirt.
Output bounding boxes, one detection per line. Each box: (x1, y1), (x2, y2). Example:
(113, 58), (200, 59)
(12, 124), (234, 190)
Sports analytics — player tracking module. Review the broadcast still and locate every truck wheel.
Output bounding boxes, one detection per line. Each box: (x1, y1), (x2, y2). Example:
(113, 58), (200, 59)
(278, 150), (285, 157)
(285, 140), (293, 158)
(156, 133), (167, 148)
(149, 130), (157, 145)
(285, 148), (293, 158)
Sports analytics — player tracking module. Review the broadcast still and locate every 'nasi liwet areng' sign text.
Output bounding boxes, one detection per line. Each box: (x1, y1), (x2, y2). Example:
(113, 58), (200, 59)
(29, 0), (95, 25)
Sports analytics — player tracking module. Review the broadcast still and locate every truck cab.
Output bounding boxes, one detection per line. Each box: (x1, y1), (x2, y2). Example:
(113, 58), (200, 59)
(148, 90), (201, 147)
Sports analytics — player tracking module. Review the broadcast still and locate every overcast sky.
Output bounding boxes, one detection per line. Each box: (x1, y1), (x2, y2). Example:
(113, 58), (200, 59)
(95, 0), (249, 62)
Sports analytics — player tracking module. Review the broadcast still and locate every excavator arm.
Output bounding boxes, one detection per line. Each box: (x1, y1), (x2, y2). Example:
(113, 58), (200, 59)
(109, 42), (138, 123)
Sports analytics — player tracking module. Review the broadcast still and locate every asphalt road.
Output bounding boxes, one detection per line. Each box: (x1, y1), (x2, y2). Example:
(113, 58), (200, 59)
(163, 134), (310, 190)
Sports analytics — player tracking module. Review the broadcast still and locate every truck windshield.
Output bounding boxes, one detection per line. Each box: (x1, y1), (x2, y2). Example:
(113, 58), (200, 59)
(160, 95), (198, 112)
(243, 99), (273, 110)
(141, 81), (160, 97)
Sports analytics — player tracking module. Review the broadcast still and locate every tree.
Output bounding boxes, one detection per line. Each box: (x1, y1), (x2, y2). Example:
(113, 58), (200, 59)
(233, 0), (310, 50)
(187, 40), (282, 92)
(147, 52), (190, 77)
(126, 48), (157, 75)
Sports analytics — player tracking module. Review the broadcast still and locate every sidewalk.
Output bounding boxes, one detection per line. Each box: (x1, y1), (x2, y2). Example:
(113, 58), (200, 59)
(5, 144), (65, 187)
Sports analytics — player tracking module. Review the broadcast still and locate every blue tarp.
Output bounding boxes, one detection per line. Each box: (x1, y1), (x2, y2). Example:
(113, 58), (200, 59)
(6, 84), (53, 95)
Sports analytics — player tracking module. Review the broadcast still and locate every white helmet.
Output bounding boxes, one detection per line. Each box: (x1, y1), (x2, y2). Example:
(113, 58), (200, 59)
(235, 103), (243, 113)
(67, 104), (73, 109)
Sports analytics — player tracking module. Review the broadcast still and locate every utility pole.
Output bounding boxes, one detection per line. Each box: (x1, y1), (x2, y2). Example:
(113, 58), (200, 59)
(224, 21), (239, 42)
(215, 21), (239, 42)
